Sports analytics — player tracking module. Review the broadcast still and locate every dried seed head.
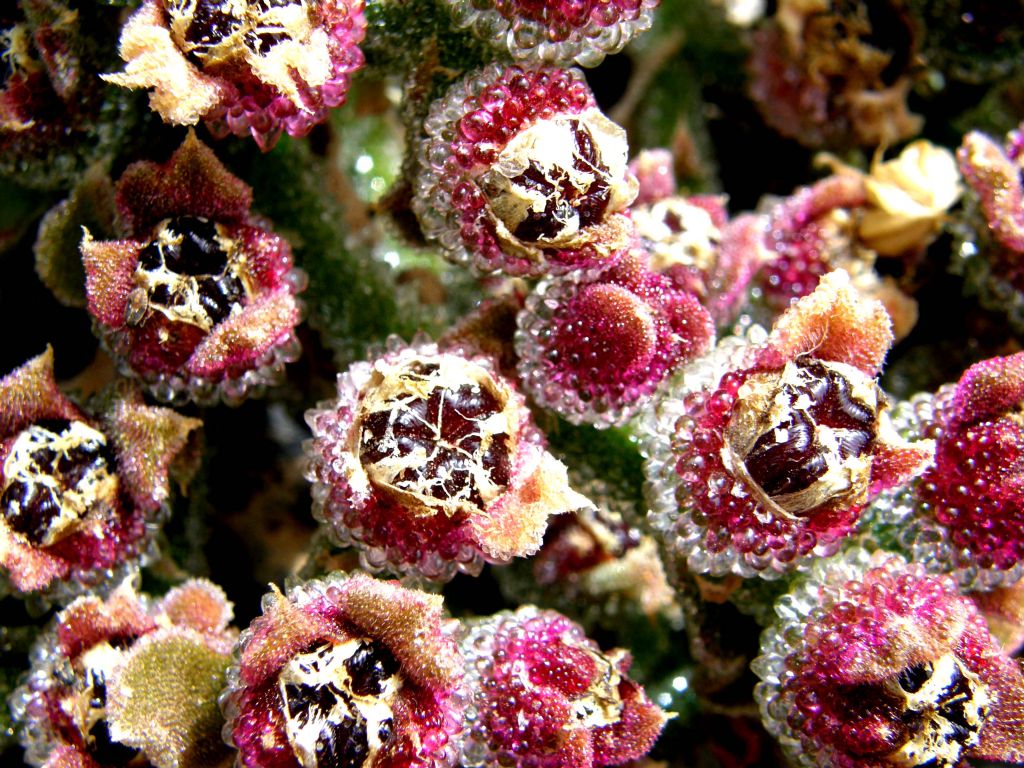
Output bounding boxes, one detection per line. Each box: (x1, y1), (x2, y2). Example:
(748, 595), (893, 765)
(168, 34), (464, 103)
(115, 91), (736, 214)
(279, 638), (403, 768)
(130, 216), (249, 332)
(2, 419), (118, 547)
(882, 654), (990, 768)
(479, 111), (634, 258)
(354, 355), (516, 518)
(723, 358), (881, 519)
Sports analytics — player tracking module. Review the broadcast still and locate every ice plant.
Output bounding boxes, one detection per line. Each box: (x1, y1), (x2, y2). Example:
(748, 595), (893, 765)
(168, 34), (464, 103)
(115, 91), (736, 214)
(81, 132), (304, 405)
(515, 249), (714, 426)
(441, 0), (659, 68)
(882, 351), (1024, 590)
(748, 0), (921, 148)
(414, 64), (638, 277)
(103, 0), (366, 150)
(460, 606), (668, 767)
(12, 577), (237, 768)
(222, 572), (466, 768)
(753, 550), (1024, 768)
(954, 122), (1024, 330)
(0, 347), (200, 598)
(750, 171), (920, 339)
(643, 270), (933, 579)
(305, 338), (592, 580)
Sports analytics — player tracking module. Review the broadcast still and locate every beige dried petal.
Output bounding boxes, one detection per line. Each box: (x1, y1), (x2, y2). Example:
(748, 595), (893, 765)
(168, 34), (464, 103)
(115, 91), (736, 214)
(102, 1), (225, 126)
(861, 140), (962, 256)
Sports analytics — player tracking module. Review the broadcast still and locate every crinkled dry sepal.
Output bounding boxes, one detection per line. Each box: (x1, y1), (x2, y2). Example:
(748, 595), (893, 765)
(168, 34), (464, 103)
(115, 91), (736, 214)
(0, 349), (200, 598)
(752, 550), (1024, 768)
(81, 134), (305, 405)
(496, 473), (681, 628)
(759, 270), (894, 376)
(304, 339), (591, 580)
(223, 572), (466, 768)
(11, 577), (237, 768)
(34, 164), (117, 309)
(516, 250), (714, 427)
(641, 274), (932, 580)
(972, 578), (1024, 655)
(746, 0), (922, 149)
(442, 0), (660, 68)
(460, 606), (668, 768)
(104, 0), (367, 151)
(414, 64), (638, 277)
(112, 130), (253, 237)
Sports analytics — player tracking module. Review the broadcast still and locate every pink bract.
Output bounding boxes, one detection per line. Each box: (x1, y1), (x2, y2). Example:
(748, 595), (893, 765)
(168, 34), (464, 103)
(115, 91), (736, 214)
(460, 606), (668, 767)
(0, 348), (200, 599)
(516, 250), (714, 427)
(414, 64), (638, 277)
(954, 123), (1024, 328)
(104, 0), (366, 151)
(753, 550), (1024, 768)
(442, 0), (659, 68)
(885, 352), (1024, 589)
(304, 338), (592, 580)
(81, 133), (304, 406)
(222, 572), (466, 768)
(643, 270), (933, 579)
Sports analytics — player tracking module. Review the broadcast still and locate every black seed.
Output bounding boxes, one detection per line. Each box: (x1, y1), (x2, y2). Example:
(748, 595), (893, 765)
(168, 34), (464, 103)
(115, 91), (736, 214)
(315, 712), (369, 768)
(897, 662), (933, 694)
(1, 420), (113, 546)
(284, 681), (340, 723)
(344, 641), (399, 698)
(741, 360), (877, 503)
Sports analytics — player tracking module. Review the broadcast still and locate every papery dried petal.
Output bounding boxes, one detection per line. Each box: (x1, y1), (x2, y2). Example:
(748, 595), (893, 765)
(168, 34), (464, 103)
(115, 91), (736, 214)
(414, 64), (637, 277)
(305, 339), (591, 580)
(223, 572), (466, 768)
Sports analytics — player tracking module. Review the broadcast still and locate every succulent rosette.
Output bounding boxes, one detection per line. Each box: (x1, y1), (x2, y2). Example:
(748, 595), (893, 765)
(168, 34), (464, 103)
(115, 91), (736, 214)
(222, 572), (466, 768)
(441, 0), (659, 68)
(460, 606), (668, 767)
(515, 249), (714, 427)
(752, 549), (1024, 768)
(12, 577), (237, 768)
(304, 338), (593, 580)
(954, 123), (1024, 330)
(103, 0), (366, 150)
(0, 348), (200, 599)
(414, 64), (639, 277)
(81, 133), (304, 406)
(747, 0), (921, 148)
(643, 270), (934, 579)
(878, 352), (1024, 590)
